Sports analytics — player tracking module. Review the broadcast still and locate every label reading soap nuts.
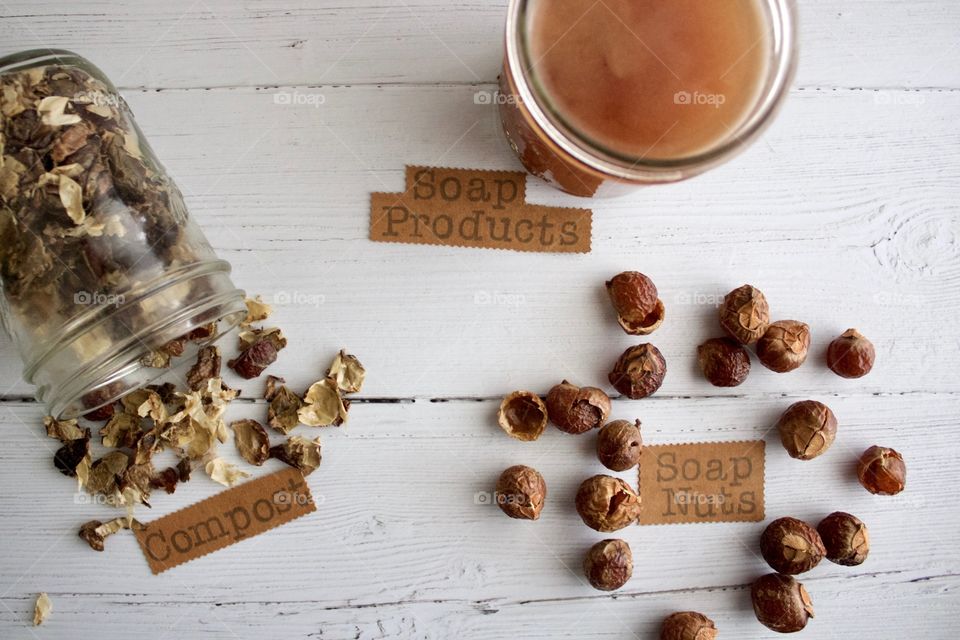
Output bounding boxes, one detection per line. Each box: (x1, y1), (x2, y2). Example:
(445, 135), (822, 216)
(638, 440), (765, 525)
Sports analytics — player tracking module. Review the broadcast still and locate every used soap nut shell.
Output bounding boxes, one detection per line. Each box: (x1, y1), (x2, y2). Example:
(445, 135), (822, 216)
(857, 445), (906, 495)
(596, 419), (642, 471)
(757, 320), (811, 372)
(660, 611), (717, 640)
(818, 511), (870, 566)
(751, 573), (815, 633)
(495, 465), (546, 520)
(760, 517), (826, 575)
(497, 391), (548, 441)
(719, 284), (770, 345)
(545, 381), (611, 434)
(575, 474), (641, 532)
(583, 538), (633, 591)
(776, 400), (838, 460)
(608, 343), (666, 399)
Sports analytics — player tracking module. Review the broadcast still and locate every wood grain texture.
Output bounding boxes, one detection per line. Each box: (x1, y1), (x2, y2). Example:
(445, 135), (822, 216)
(1, 1), (959, 638)
(0, 397), (957, 638)
(0, 0), (959, 88)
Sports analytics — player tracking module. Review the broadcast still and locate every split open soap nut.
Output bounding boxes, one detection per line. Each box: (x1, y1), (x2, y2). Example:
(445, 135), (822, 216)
(497, 391), (548, 441)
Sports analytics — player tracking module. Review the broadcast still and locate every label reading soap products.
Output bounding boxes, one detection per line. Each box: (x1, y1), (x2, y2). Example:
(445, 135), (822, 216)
(370, 166), (592, 253)
(638, 440), (765, 525)
(135, 468), (315, 574)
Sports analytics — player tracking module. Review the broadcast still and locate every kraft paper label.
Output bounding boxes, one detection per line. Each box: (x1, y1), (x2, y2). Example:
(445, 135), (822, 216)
(135, 468), (316, 574)
(638, 440), (765, 525)
(370, 165), (592, 253)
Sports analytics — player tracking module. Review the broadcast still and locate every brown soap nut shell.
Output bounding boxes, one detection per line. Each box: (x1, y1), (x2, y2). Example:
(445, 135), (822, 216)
(497, 391), (547, 441)
(697, 337), (751, 387)
(545, 380), (611, 434)
(857, 445), (906, 495)
(618, 298), (666, 335)
(582, 538), (633, 591)
(757, 320), (811, 372)
(596, 419), (642, 471)
(827, 328), (876, 378)
(608, 343), (666, 399)
(817, 511), (870, 566)
(751, 573), (814, 633)
(495, 465), (546, 520)
(660, 611), (718, 640)
(606, 271), (658, 324)
(760, 517), (826, 575)
(575, 475), (641, 532)
(719, 284), (770, 345)
(776, 400), (838, 460)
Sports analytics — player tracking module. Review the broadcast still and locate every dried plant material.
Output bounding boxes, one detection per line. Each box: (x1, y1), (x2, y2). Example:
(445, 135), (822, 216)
(229, 330), (283, 379)
(186, 345), (221, 391)
(328, 350), (366, 393)
(53, 429), (91, 477)
(204, 457), (251, 488)
(270, 435), (322, 476)
(99, 412), (142, 448)
(242, 296), (272, 325)
(83, 450), (130, 497)
(33, 592), (52, 626)
(265, 376), (303, 434)
(231, 419), (270, 466)
(497, 390), (547, 441)
(187, 323), (218, 343)
(78, 516), (142, 552)
(298, 377), (348, 427)
(57, 173), (85, 223)
(38, 95), (81, 126)
(44, 416), (85, 443)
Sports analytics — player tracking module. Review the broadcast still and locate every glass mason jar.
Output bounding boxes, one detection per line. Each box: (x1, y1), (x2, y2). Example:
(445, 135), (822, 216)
(0, 50), (246, 418)
(498, 0), (798, 197)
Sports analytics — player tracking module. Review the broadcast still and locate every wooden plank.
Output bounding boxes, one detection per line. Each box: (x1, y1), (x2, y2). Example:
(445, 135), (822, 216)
(0, 85), (956, 399)
(0, 396), (955, 637)
(0, 0), (958, 89)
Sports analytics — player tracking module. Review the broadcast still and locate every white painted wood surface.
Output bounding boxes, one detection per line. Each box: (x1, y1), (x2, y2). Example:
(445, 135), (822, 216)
(1, 2), (958, 639)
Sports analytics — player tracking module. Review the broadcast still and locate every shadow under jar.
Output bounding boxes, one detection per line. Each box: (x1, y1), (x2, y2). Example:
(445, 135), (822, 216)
(0, 50), (246, 418)
(498, 0), (798, 197)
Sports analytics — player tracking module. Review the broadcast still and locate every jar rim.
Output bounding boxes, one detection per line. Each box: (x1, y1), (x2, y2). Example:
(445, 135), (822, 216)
(504, 0), (799, 181)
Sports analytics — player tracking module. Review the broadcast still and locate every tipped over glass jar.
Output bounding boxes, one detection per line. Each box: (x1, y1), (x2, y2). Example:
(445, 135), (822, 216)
(0, 50), (246, 418)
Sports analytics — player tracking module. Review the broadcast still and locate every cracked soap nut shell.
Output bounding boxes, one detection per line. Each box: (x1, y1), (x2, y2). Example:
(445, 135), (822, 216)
(697, 337), (751, 387)
(857, 445), (906, 495)
(827, 328), (876, 378)
(596, 420), (642, 471)
(660, 611), (718, 640)
(776, 400), (838, 460)
(606, 271), (664, 335)
(583, 539), (633, 591)
(575, 475), (641, 532)
(751, 573), (814, 633)
(608, 343), (666, 399)
(497, 391), (548, 441)
(757, 320), (811, 373)
(817, 512), (869, 566)
(545, 381), (611, 434)
(760, 517), (826, 575)
(495, 465), (546, 520)
(719, 285), (770, 344)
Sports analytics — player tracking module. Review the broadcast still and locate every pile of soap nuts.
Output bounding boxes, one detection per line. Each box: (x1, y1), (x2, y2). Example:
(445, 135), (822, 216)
(488, 274), (909, 636)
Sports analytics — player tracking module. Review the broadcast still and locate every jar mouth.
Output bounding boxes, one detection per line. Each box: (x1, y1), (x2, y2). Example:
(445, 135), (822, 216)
(505, 0), (798, 181)
(29, 260), (247, 419)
